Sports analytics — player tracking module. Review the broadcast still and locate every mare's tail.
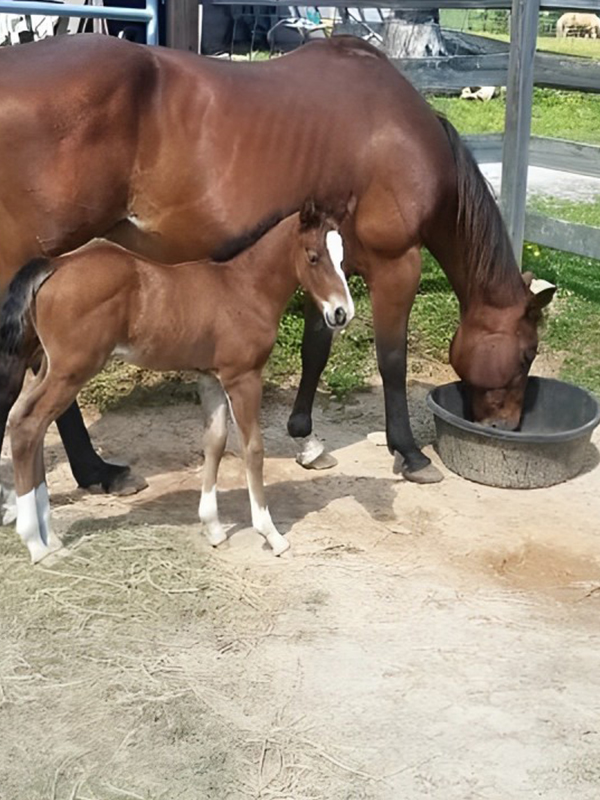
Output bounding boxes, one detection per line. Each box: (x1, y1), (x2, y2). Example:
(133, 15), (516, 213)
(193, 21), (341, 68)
(0, 258), (54, 512)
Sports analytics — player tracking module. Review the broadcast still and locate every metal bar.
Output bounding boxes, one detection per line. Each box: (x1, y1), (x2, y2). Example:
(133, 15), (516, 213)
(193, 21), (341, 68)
(0, 2), (152, 21)
(209, 0), (600, 9)
(501, 0), (540, 266)
(0, 1), (158, 45)
(146, 0), (158, 45)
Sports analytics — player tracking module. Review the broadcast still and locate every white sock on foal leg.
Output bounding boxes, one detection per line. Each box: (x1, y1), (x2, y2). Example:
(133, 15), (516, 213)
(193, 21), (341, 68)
(35, 482), (61, 553)
(248, 487), (289, 556)
(16, 489), (47, 563)
(198, 484), (227, 547)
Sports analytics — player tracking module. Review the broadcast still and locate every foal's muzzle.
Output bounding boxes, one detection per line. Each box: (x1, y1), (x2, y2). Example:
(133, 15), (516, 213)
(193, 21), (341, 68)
(325, 304), (351, 330)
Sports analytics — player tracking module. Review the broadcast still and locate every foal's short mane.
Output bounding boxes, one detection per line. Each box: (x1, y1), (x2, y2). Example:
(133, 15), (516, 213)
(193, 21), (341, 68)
(436, 115), (524, 304)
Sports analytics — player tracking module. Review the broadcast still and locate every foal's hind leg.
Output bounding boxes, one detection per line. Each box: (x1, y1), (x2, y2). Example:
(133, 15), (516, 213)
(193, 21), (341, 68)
(0, 352), (28, 525)
(10, 370), (82, 562)
(197, 373), (228, 547)
(224, 371), (289, 556)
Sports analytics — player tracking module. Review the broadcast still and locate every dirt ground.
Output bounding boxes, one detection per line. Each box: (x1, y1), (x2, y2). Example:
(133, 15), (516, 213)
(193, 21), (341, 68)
(1, 369), (600, 800)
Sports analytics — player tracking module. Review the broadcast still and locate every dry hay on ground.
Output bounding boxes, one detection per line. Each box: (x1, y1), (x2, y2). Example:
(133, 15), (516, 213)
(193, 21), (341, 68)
(1, 377), (600, 799)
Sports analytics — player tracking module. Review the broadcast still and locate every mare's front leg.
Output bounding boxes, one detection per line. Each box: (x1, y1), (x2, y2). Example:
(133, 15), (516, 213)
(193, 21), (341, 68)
(56, 400), (147, 495)
(197, 373), (228, 547)
(369, 247), (442, 483)
(225, 371), (289, 556)
(287, 297), (337, 470)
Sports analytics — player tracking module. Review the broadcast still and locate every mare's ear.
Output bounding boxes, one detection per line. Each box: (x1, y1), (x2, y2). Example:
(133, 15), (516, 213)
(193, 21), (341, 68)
(528, 278), (557, 315)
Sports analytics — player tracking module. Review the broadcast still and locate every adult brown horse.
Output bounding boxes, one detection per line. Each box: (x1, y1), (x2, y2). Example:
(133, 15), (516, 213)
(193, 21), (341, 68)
(0, 33), (553, 497)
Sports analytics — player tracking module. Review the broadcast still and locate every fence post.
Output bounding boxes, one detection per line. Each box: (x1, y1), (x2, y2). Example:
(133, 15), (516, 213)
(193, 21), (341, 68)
(501, 0), (540, 266)
(166, 0), (199, 52)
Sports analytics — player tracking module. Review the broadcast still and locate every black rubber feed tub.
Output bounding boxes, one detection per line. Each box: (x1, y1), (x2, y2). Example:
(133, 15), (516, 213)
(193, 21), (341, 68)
(427, 378), (600, 489)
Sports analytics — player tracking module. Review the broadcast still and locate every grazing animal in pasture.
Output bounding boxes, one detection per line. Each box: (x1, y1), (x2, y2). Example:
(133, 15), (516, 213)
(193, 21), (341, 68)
(0, 204), (354, 563)
(556, 13), (600, 38)
(0, 34), (553, 499)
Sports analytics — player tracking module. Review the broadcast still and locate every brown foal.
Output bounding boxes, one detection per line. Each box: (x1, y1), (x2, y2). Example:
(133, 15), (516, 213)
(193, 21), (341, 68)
(0, 204), (353, 563)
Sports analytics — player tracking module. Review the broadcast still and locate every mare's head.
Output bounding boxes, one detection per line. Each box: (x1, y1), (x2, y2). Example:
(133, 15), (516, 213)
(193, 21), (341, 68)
(449, 274), (556, 430)
(295, 200), (355, 330)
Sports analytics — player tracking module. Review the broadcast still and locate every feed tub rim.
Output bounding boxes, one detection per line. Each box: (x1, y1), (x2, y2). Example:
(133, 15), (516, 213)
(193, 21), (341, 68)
(426, 377), (600, 445)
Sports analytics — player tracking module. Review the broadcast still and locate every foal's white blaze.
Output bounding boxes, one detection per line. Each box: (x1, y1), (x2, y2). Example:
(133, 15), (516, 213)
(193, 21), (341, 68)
(324, 230), (355, 326)
(16, 489), (47, 563)
(199, 484), (227, 547)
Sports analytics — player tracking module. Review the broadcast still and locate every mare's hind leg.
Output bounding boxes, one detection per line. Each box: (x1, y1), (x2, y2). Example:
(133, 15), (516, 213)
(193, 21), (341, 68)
(225, 371), (289, 556)
(56, 400), (147, 495)
(369, 247), (442, 483)
(9, 368), (78, 562)
(287, 296), (337, 470)
(197, 373), (228, 547)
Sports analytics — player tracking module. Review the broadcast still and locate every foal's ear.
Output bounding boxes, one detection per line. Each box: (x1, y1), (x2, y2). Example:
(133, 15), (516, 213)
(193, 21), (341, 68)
(299, 199), (321, 229)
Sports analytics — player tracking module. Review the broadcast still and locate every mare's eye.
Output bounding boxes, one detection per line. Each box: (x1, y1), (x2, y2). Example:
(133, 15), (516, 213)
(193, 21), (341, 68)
(306, 249), (319, 265)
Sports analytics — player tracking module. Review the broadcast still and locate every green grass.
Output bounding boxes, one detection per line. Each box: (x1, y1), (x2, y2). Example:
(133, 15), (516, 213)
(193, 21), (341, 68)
(429, 88), (600, 144)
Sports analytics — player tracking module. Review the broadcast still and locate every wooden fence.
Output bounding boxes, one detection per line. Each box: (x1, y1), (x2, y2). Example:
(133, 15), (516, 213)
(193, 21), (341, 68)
(192, 0), (600, 261)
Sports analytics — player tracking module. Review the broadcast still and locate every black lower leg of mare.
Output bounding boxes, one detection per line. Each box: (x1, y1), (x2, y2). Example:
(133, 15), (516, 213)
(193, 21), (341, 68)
(287, 297), (334, 439)
(55, 401), (130, 491)
(376, 338), (431, 474)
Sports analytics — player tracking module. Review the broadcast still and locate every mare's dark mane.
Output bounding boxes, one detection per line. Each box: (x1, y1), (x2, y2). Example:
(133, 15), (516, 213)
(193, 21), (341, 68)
(211, 210), (291, 262)
(211, 199), (335, 263)
(436, 115), (524, 304)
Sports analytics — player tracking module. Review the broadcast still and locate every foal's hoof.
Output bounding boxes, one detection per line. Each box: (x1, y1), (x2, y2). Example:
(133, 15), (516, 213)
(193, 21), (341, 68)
(270, 537), (291, 557)
(29, 537), (63, 565)
(395, 454), (443, 484)
(104, 465), (148, 496)
(298, 451), (338, 471)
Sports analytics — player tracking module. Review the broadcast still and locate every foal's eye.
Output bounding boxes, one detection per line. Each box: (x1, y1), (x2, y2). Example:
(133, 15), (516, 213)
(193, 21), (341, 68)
(306, 249), (319, 265)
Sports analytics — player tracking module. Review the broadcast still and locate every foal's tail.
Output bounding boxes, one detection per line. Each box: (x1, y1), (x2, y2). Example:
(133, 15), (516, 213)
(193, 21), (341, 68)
(0, 257), (53, 360)
(0, 257), (54, 457)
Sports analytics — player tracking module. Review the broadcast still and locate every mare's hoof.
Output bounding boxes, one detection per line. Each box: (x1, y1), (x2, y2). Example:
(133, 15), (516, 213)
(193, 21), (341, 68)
(104, 466), (148, 496)
(295, 434), (338, 471)
(298, 451), (338, 471)
(395, 454), (444, 484)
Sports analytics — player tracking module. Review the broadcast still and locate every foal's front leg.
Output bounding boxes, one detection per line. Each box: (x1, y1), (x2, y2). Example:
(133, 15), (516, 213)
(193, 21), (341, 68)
(197, 373), (228, 547)
(225, 371), (289, 556)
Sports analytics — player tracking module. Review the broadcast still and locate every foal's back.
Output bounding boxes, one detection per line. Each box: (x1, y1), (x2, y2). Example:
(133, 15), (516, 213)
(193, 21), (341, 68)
(35, 242), (258, 374)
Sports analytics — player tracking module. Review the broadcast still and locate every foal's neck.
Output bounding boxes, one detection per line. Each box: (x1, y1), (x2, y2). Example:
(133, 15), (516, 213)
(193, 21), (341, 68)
(230, 215), (300, 317)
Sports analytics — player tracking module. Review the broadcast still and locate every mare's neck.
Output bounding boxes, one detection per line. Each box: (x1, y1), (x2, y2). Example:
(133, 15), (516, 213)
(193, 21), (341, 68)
(425, 205), (527, 317)
(231, 215), (300, 320)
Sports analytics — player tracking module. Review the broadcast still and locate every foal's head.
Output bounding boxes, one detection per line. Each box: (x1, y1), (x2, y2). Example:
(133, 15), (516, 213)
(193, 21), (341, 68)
(295, 200), (354, 331)
(450, 274), (556, 430)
